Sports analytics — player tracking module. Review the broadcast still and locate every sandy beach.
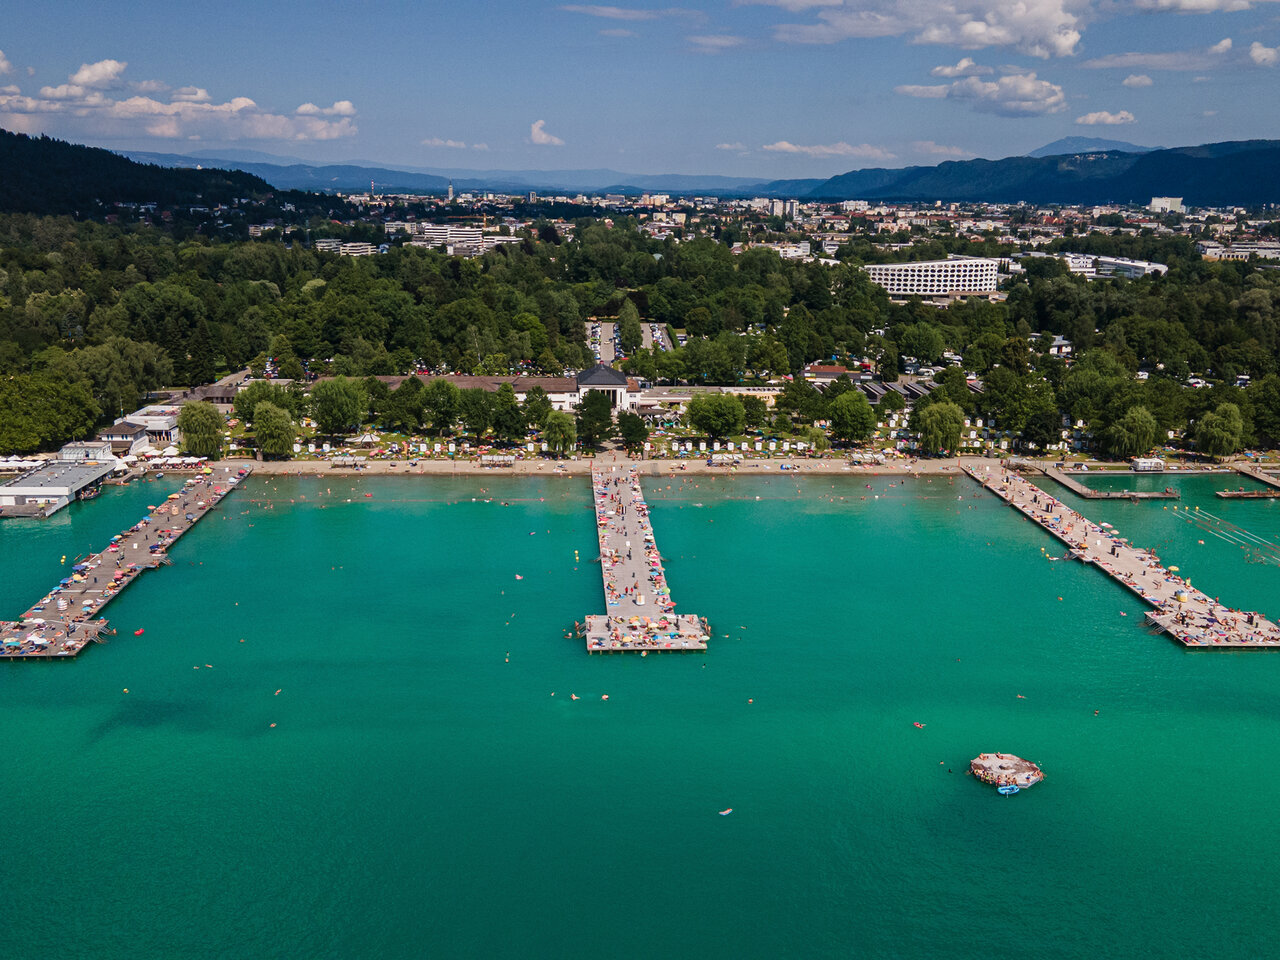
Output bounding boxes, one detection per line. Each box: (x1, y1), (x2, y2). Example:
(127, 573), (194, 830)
(219, 453), (970, 478)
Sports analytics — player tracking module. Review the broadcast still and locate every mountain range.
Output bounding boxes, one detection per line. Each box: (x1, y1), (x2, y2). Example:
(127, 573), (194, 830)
(119, 136), (1280, 205)
(5, 128), (1280, 213)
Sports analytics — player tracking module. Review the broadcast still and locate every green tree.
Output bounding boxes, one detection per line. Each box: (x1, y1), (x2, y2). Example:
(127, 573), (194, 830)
(616, 411), (649, 452)
(576, 390), (615, 447)
(617, 299), (643, 355)
(686, 393), (746, 439)
(492, 383), (526, 442)
(741, 394), (768, 429)
(543, 410), (577, 457)
(802, 425), (831, 453)
(1195, 402), (1244, 460)
(254, 401), (295, 459)
(916, 400), (965, 455)
(459, 388), (494, 437)
(177, 400), (224, 458)
(829, 389), (876, 443)
(422, 378), (460, 434)
(0, 373), (99, 454)
(1102, 405), (1158, 459)
(521, 385), (554, 430)
(310, 376), (366, 436)
(879, 389), (906, 414)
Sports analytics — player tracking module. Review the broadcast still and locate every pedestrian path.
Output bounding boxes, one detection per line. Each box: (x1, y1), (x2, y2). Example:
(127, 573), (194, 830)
(582, 461), (709, 652)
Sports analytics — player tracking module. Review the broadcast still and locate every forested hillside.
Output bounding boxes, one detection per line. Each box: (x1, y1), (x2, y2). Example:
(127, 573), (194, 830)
(0, 129), (274, 215)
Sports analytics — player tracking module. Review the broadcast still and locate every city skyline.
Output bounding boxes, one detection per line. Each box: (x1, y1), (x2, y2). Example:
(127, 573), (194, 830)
(2, 1), (1279, 177)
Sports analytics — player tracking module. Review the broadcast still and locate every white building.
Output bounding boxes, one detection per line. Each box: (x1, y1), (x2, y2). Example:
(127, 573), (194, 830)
(863, 257), (999, 297)
(1093, 256), (1168, 279)
(1149, 197), (1183, 214)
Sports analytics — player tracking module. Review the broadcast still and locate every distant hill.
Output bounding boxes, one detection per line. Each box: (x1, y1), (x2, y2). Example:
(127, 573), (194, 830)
(809, 140), (1280, 205)
(122, 150), (797, 197)
(1028, 137), (1160, 158)
(0, 129), (273, 215)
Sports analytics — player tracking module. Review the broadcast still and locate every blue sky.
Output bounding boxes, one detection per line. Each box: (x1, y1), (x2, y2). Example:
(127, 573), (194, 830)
(2, 1), (1279, 178)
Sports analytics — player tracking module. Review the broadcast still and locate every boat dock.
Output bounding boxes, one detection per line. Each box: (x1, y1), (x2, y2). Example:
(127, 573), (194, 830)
(964, 461), (1280, 648)
(1, 465), (253, 659)
(582, 461), (710, 653)
(1034, 463), (1180, 499)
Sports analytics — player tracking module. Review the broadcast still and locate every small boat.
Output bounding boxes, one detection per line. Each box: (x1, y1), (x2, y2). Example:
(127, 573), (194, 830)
(997, 785), (1020, 796)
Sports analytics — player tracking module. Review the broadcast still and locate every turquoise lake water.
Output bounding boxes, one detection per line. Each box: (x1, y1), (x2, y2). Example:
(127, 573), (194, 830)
(3, 467), (1280, 959)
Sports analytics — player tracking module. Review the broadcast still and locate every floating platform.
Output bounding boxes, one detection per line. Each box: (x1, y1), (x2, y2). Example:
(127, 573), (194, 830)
(971, 753), (1043, 789)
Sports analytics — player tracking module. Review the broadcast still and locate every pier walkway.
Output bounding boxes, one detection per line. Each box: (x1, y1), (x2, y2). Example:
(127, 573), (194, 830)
(1, 465), (253, 659)
(1231, 462), (1280, 491)
(1036, 464), (1179, 499)
(964, 460), (1280, 648)
(582, 461), (709, 652)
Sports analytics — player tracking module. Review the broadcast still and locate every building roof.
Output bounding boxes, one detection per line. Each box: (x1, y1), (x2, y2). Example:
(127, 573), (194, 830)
(576, 363), (629, 387)
(99, 421), (148, 437)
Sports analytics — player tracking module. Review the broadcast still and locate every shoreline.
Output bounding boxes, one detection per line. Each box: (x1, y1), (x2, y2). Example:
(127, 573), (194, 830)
(208, 455), (1244, 479)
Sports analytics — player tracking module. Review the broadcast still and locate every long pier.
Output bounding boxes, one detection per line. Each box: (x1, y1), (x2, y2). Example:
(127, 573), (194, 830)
(964, 461), (1280, 648)
(582, 461), (709, 652)
(1, 465), (253, 658)
(1035, 464), (1179, 499)
(1231, 462), (1280, 491)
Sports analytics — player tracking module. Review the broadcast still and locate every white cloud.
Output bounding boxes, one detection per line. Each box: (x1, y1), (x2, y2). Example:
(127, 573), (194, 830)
(753, 0), (1086, 59)
(530, 119), (565, 145)
(1076, 109), (1136, 124)
(1, 63), (357, 142)
(559, 4), (658, 19)
(69, 59), (127, 88)
(912, 140), (973, 156)
(1135, 0), (1260, 10)
(39, 83), (92, 101)
(689, 34), (745, 51)
(422, 137), (469, 148)
(172, 86), (210, 102)
(599, 28), (638, 36)
(0, 85), (19, 95)
(1083, 38), (1235, 70)
(931, 57), (992, 77)
(1122, 73), (1153, 86)
(295, 100), (356, 116)
(472, 143), (489, 151)
(1250, 41), (1279, 65)
(896, 71), (1066, 116)
(716, 141), (747, 150)
(0, 50), (12, 75)
(762, 140), (896, 159)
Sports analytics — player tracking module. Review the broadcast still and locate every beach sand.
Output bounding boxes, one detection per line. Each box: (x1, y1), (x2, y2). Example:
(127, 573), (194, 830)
(222, 453), (969, 478)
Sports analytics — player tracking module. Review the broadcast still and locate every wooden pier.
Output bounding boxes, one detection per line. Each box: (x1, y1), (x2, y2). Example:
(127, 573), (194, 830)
(582, 460), (710, 653)
(1231, 463), (1280, 491)
(1, 465), (253, 659)
(1034, 463), (1180, 500)
(964, 460), (1280, 648)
